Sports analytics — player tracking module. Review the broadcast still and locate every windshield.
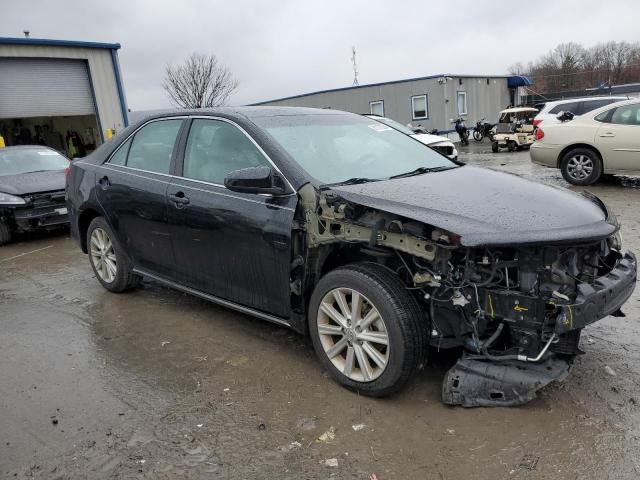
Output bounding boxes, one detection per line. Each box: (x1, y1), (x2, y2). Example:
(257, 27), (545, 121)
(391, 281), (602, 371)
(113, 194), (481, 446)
(367, 116), (416, 136)
(254, 114), (456, 185)
(0, 148), (69, 177)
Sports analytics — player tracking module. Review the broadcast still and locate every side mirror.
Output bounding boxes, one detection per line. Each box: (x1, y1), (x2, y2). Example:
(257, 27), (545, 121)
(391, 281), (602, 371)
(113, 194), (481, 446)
(224, 166), (285, 195)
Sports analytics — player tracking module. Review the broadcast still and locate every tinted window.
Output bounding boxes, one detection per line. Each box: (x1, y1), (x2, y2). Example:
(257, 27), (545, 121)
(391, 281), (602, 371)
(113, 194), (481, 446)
(109, 138), (131, 166)
(582, 99), (617, 113)
(610, 104), (640, 126)
(127, 119), (182, 174)
(255, 113), (455, 185)
(549, 102), (581, 115)
(183, 119), (270, 185)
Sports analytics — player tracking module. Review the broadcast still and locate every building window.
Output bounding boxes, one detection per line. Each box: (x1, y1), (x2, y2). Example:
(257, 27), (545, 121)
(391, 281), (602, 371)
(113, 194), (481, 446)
(411, 95), (428, 120)
(369, 100), (384, 116)
(456, 91), (467, 116)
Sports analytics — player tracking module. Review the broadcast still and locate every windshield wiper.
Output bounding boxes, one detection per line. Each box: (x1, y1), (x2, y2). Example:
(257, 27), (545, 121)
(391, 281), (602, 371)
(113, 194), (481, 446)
(389, 165), (455, 179)
(321, 177), (380, 188)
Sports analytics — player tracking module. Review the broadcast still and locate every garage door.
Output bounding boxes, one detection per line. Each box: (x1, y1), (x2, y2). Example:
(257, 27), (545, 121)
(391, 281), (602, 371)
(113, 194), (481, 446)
(0, 58), (96, 119)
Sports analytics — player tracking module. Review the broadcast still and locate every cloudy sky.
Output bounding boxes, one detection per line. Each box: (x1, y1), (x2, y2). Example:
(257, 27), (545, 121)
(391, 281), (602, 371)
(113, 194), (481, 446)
(3, 0), (638, 110)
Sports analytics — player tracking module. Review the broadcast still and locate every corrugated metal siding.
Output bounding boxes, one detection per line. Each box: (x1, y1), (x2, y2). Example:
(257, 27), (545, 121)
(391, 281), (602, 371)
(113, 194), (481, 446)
(259, 76), (511, 133)
(0, 58), (95, 118)
(0, 44), (125, 132)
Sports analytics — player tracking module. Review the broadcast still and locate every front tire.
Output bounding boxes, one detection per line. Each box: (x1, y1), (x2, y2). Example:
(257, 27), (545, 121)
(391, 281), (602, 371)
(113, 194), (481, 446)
(473, 130), (483, 142)
(560, 148), (602, 185)
(0, 220), (12, 245)
(308, 262), (427, 397)
(491, 141), (499, 153)
(87, 217), (140, 292)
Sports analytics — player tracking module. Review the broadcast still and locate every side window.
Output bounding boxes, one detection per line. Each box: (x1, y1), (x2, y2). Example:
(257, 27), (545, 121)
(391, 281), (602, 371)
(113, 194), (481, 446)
(109, 138), (131, 165)
(595, 108), (614, 123)
(456, 91), (467, 115)
(183, 119), (270, 185)
(369, 101), (384, 116)
(610, 104), (640, 126)
(411, 95), (428, 120)
(126, 119), (183, 174)
(583, 99), (615, 113)
(549, 102), (580, 115)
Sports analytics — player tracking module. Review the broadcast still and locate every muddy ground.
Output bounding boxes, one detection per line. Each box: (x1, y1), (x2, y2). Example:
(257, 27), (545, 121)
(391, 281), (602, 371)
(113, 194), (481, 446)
(1, 142), (639, 479)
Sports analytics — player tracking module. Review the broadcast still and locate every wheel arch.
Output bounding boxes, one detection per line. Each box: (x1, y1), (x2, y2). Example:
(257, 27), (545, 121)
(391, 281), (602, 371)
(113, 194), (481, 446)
(557, 143), (603, 168)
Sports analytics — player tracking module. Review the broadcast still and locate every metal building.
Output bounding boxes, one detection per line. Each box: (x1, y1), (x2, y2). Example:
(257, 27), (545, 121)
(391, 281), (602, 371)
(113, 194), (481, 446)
(255, 74), (529, 133)
(0, 37), (128, 157)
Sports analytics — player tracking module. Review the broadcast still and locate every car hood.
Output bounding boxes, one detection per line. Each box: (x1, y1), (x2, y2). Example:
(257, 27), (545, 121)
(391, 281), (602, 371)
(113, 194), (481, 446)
(0, 170), (66, 196)
(411, 133), (453, 146)
(330, 166), (615, 247)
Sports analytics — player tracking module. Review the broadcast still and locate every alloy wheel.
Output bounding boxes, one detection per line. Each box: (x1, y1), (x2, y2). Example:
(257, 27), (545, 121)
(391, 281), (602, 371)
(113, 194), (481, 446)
(90, 227), (117, 283)
(567, 154), (594, 181)
(317, 288), (390, 382)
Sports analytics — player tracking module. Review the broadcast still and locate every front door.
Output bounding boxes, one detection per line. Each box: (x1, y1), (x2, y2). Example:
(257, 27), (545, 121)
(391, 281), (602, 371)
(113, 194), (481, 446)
(167, 118), (296, 318)
(596, 103), (640, 171)
(96, 118), (185, 277)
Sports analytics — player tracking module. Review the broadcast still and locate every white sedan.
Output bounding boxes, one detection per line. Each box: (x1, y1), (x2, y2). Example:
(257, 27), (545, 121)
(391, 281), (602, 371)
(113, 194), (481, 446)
(365, 115), (458, 161)
(530, 99), (640, 185)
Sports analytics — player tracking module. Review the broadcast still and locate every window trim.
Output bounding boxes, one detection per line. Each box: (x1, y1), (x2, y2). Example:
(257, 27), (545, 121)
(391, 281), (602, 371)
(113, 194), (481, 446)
(411, 94), (429, 120)
(609, 104), (640, 126)
(369, 100), (384, 116)
(105, 116), (188, 173)
(456, 91), (467, 116)
(179, 115), (295, 194)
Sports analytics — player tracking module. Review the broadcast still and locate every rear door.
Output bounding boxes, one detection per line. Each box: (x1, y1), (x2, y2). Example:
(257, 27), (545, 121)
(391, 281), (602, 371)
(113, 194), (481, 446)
(96, 118), (185, 277)
(595, 104), (640, 171)
(167, 117), (297, 318)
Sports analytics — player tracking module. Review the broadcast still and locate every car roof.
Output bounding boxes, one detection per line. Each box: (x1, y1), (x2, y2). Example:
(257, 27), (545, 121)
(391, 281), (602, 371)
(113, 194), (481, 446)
(499, 107), (538, 113)
(544, 96), (628, 107)
(586, 98), (640, 115)
(138, 106), (351, 124)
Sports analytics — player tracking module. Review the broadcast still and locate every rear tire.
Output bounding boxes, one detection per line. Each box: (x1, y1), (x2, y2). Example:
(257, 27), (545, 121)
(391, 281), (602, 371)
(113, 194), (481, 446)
(560, 148), (602, 186)
(473, 130), (483, 142)
(507, 141), (516, 152)
(0, 220), (12, 245)
(87, 217), (140, 292)
(308, 262), (427, 397)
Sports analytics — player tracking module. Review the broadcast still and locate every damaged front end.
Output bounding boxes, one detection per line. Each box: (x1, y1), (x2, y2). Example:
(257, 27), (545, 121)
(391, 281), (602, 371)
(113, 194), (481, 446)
(296, 184), (637, 407)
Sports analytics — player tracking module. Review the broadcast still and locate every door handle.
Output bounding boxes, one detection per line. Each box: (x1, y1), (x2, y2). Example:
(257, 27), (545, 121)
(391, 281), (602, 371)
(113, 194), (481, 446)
(169, 192), (190, 207)
(599, 132), (616, 137)
(98, 175), (110, 189)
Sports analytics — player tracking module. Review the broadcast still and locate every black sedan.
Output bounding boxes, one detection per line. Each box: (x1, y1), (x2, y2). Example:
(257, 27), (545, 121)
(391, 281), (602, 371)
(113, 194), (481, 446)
(66, 107), (637, 407)
(0, 146), (70, 245)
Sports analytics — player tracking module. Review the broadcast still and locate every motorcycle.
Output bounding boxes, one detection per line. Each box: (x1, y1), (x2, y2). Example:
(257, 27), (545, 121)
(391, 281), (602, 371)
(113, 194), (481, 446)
(473, 118), (496, 142)
(453, 118), (469, 146)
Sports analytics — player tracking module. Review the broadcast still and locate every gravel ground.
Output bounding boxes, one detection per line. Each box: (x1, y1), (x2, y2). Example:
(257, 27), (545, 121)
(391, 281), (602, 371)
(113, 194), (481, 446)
(1, 141), (639, 479)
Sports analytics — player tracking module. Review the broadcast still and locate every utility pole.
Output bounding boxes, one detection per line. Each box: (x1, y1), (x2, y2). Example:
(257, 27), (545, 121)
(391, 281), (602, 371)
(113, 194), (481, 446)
(351, 46), (359, 86)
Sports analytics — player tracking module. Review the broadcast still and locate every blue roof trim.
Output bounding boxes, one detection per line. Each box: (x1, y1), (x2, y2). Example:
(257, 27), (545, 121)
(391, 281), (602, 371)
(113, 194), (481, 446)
(110, 50), (129, 127)
(508, 75), (533, 88)
(252, 73), (511, 105)
(0, 37), (120, 50)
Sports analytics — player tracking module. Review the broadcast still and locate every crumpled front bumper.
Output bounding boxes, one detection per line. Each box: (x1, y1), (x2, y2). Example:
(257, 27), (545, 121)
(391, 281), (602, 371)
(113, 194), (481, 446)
(555, 251), (636, 334)
(442, 251), (636, 407)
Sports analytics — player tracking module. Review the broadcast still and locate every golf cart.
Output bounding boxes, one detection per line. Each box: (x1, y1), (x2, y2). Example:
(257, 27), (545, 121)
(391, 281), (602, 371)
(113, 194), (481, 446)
(491, 107), (538, 152)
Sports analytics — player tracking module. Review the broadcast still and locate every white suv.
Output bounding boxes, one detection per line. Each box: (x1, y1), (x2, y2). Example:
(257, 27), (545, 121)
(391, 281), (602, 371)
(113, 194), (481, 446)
(533, 96), (628, 128)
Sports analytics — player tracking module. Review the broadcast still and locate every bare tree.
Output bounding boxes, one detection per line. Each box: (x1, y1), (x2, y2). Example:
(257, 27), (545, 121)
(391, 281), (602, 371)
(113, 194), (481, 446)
(163, 53), (239, 109)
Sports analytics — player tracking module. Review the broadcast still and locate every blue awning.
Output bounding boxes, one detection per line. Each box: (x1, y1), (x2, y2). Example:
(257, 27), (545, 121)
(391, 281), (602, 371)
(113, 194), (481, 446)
(508, 75), (533, 88)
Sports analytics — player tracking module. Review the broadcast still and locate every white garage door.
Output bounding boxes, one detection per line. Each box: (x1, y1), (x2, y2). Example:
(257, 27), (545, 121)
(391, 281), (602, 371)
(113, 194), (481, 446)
(0, 58), (96, 119)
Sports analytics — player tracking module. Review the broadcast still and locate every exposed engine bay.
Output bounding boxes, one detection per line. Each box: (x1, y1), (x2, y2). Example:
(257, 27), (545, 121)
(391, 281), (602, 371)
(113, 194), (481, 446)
(293, 184), (637, 406)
